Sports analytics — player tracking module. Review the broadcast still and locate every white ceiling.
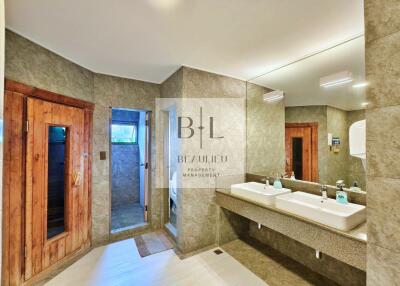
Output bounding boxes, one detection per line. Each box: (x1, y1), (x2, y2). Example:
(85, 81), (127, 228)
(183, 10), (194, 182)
(251, 36), (366, 111)
(5, 0), (364, 84)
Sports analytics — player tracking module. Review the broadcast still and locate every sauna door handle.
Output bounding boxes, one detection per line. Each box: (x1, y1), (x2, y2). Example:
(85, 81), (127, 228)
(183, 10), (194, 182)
(72, 171), (82, 187)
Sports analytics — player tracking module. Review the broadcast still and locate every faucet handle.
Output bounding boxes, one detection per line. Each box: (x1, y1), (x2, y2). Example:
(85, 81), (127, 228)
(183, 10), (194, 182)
(320, 184), (328, 191)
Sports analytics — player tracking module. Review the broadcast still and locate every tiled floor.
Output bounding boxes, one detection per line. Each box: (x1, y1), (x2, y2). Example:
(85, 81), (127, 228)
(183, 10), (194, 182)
(44, 233), (339, 286)
(222, 238), (339, 286)
(111, 202), (144, 231)
(44, 238), (267, 286)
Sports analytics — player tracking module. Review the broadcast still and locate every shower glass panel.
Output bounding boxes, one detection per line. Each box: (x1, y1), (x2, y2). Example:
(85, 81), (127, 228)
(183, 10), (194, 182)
(292, 137), (303, 180)
(47, 126), (68, 239)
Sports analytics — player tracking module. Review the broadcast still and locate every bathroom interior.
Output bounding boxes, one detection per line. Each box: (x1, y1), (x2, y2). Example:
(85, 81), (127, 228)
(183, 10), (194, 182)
(1, 1), (399, 286)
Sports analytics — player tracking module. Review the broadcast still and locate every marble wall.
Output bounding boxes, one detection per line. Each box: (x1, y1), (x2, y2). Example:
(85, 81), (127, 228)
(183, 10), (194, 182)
(326, 106), (349, 186)
(159, 67), (285, 254)
(5, 30), (161, 245)
(92, 73), (160, 243)
(246, 83), (285, 176)
(159, 67), (249, 253)
(365, 1), (400, 284)
(5, 30), (93, 101)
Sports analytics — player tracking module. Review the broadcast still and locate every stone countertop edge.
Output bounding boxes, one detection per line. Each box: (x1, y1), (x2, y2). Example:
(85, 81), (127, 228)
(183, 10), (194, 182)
(215, 188), (367, 244)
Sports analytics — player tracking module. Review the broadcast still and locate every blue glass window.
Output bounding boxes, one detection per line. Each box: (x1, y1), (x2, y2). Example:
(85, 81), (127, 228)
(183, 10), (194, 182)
(111, 123), (137, 144)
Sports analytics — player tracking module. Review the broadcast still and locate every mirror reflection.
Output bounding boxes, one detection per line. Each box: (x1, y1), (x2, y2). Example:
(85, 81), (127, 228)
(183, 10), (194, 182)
(247, 35), (366, 191)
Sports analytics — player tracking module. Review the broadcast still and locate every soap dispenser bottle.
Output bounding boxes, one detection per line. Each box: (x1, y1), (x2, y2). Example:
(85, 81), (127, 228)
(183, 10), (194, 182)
(335, 180), (348, 204)
(273, 174), (283, 189)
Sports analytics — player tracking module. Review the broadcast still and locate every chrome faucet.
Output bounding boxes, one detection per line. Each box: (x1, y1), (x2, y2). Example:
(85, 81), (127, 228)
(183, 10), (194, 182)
(320, 185), (328, 201)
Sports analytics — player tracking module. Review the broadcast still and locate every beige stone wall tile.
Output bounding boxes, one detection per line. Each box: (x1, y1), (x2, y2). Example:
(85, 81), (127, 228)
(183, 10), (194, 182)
(93, 73), (125, 108)
(149, 187), (162, 229)
(160, 67), (184, 98)
(217, 208), (249, 245)
(247, 83), (285, 176)
(122, 78), (159, 110)
(366, 2), (400, 283)
(177, 188), (218, 253)
(5, 30), (93, 102)
(91, 180), (110, 244)
(367, 177), (400, 251)
(366, 105), (400, 179)
(92, 213), (110, 245)
(366, 31), (400, 108)
(365, 0), (400, 43)
(92, 75), (159, 242)
(182, 66), (246, 98)
(367, 244), (400, 285)
(93, 106), (111, 135)
(326, 106), (350, 186)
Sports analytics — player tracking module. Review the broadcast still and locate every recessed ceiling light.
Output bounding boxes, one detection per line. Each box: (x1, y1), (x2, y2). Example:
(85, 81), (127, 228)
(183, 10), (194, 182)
(149, 0), (179, 9)
(352, 82), (369, 88)
(263, 90), (284, 103)
(320, 71), (353, 88)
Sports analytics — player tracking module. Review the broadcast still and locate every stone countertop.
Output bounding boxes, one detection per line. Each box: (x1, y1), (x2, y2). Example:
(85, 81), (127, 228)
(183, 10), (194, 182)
(216, 188), (367, 243)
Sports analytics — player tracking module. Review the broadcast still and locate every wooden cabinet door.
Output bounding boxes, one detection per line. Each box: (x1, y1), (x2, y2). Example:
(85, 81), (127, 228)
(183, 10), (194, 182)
(25, 98), (85, 279)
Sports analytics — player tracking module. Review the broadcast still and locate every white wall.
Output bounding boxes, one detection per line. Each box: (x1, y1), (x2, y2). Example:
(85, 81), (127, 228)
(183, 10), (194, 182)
(0, 0), (5, 277)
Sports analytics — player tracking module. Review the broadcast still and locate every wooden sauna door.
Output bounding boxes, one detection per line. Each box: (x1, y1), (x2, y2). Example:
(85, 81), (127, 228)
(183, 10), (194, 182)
(25, 98), (86, 279)
(285, 123), (318, 182)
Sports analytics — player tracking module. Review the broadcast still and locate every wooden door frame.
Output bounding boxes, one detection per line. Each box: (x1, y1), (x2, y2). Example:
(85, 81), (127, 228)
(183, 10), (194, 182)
(285, 123), (319, 182)
(2, 79), (94, 286)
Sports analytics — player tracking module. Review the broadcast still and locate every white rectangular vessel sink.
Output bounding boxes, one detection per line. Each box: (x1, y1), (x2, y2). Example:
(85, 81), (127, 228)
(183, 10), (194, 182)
(275, 191), (366, 231)
(230, 182), (291, 206)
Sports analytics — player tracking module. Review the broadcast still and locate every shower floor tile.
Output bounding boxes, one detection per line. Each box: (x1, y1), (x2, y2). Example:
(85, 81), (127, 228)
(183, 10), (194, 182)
(111, 202), (144, 231)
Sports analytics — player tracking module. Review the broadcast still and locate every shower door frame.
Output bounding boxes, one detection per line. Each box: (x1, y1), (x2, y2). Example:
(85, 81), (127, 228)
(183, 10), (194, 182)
(109, 108), (151, 233)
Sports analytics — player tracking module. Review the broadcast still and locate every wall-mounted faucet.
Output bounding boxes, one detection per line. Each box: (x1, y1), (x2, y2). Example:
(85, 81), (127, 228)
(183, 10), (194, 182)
(320, 185), (328, 202)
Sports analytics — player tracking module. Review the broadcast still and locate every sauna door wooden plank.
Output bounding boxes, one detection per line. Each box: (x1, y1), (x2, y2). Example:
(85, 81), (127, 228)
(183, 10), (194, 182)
(25, 98), (85, 279)
(3, 91), (25, 286)
(285, 123), (318, 182)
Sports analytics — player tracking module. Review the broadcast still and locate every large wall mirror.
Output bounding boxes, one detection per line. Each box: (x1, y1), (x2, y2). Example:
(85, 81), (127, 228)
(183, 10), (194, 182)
(246, 35), (366, 191)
